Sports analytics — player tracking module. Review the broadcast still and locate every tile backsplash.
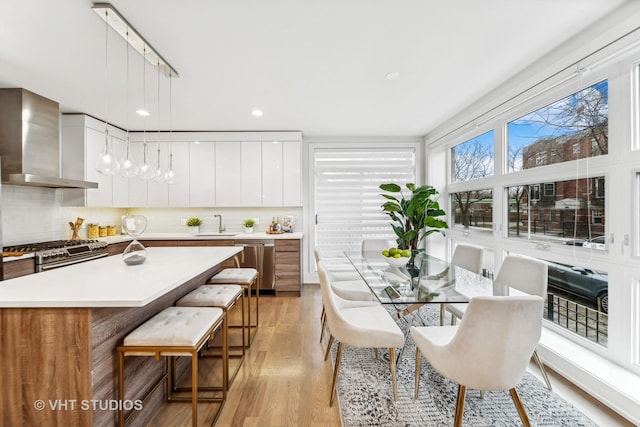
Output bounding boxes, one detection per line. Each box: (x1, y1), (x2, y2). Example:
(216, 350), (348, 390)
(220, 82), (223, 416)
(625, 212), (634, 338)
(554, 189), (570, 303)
(1, 185), (302, 245)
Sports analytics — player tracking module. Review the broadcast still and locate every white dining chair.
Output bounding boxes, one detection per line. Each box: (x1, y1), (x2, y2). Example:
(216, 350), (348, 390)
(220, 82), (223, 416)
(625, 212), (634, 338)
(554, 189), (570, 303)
(318, 262), (405, 406)
(411, 295), (544, 427)
(361, 238), (393, 254)
(440, 244), (483, 325)
(446, 254), (552, 390)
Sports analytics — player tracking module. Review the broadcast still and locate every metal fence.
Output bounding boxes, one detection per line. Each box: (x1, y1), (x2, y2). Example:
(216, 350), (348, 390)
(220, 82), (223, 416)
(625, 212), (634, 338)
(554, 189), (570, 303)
(544, 292), (608, 346)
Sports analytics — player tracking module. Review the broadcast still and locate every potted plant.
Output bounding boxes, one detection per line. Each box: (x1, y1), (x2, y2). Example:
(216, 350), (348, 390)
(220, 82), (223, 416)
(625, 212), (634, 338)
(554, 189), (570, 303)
(186, 217), (202, 234)
(379, 183), (448, 278)
(244, 218), (255, 233)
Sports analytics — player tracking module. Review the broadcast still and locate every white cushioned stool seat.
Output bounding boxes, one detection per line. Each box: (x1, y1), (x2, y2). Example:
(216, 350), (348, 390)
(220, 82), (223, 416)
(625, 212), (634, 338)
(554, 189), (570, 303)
(208, 268), (258, 285)
(176, 285), (243, 308)
(124, 306), (223, 348)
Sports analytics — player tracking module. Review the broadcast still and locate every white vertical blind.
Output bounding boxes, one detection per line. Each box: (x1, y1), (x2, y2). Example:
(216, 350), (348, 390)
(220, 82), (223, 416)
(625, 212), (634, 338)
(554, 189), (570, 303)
(314, 148), (416, 257)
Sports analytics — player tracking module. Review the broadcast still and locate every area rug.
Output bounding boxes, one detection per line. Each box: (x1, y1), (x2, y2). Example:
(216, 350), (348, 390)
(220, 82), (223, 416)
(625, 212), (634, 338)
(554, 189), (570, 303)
(331, 306), (597, 427)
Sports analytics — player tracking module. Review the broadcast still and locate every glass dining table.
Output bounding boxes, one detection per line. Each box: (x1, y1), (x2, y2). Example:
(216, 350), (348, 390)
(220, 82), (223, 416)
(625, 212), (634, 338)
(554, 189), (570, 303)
(344, 251), (494, 322)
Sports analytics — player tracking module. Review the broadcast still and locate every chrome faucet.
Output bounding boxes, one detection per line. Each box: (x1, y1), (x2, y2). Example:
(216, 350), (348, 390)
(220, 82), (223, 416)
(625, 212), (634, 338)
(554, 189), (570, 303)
(214, 214), (225, 233)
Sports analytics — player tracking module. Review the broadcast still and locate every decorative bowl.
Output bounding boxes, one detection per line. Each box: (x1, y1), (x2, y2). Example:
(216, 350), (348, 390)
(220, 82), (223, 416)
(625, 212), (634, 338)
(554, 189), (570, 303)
(383, 256), (410, 268)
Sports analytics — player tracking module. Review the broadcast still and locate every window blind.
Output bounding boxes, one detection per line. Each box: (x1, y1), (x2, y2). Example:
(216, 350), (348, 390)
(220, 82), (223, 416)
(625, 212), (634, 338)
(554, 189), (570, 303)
(314, 148), (416, 257)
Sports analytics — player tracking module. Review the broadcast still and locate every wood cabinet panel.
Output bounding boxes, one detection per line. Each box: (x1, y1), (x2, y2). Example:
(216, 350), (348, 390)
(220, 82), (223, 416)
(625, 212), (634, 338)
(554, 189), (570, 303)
(107, 242), (129, 256)
(3, 258), (35, 280)
(275, 239), (301, 293)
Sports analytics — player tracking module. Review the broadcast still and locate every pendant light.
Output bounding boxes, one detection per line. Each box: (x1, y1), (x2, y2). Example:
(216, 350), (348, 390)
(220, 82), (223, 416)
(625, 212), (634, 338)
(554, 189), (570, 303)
(153, 61), (165, 183)
(138, 47), (155, 180)
(117, 30), (139, 178)
(164, 71), (176, 185)
(95, 8), (116, 175)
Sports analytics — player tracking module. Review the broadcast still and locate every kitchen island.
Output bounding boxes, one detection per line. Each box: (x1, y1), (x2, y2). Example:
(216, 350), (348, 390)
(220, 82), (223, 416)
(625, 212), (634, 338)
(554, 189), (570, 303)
(0, 246), (242, 427)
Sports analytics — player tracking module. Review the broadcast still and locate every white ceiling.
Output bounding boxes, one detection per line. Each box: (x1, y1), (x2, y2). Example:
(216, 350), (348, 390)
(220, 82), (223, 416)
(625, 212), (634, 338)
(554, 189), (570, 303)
(0, 0), (628, 137)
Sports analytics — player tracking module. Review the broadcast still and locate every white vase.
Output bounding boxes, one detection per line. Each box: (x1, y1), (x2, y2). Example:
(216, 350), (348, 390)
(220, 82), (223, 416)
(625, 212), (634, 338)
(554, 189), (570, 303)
(245, 227), (253, 233)
(189, 226), (200, 234)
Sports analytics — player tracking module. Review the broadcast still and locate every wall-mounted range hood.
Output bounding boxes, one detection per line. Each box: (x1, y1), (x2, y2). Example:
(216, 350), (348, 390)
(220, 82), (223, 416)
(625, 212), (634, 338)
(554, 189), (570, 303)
(0, 88), (98, 189)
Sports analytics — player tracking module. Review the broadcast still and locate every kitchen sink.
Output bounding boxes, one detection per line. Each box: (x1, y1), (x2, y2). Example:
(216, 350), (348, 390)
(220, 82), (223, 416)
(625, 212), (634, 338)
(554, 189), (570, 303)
(194, 232), (238, 237)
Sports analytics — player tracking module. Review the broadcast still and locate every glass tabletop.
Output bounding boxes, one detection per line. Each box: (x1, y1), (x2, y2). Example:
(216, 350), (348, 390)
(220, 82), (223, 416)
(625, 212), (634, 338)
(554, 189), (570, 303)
(344, 251), (493, 305)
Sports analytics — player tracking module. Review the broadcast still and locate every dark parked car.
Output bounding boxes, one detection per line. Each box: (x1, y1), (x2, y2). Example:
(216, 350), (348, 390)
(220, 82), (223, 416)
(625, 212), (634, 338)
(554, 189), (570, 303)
(546, 260), (608, 313)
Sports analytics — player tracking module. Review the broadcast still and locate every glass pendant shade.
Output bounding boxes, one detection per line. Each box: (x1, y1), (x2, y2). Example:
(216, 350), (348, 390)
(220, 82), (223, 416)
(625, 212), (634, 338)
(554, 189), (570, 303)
(164, 152), (176, 185)
(121, 214), (148, 265)
(138, 142), (155, 180)
(95, 131), (116, 175)
(153, 147), (165, 182)
(117, 137), (139, 178)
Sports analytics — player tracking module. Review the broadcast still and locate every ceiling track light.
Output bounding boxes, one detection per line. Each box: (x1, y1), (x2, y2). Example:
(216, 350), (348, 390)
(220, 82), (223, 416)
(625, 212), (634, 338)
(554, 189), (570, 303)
(92, 3), (179, 78)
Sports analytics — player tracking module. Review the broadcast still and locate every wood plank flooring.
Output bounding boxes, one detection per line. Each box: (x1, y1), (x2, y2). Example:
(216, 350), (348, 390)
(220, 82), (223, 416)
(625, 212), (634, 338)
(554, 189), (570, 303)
(146, 285), (631, 427)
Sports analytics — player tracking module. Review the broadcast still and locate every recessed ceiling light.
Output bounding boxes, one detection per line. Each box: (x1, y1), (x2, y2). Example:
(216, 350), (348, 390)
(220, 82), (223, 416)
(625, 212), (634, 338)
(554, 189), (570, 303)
(251, 109), (263, 117)
(136, 109), (150, 116)
(385, 71), (400, 81)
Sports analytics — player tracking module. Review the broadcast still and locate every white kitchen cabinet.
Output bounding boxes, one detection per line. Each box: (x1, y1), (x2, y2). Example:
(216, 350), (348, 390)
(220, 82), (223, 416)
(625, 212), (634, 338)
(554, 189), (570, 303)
(189, 141), (215, 206)
(111, 134), (130, 207)
(61, 114), (127, 207)
(283, 141), (301, 206)
(168, 143), (190, 206)
(146, 142), (169, 207)
(241, 141), (262, 206)
(215, 141), (242, 206)
(127, 142), (148, 207)
(262, 141), (283, 206)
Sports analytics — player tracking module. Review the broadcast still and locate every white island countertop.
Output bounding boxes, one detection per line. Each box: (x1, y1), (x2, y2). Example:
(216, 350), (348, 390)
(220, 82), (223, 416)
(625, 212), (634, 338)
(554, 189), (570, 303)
(98, 231), (304, 245)
(0, 246), (242, 308)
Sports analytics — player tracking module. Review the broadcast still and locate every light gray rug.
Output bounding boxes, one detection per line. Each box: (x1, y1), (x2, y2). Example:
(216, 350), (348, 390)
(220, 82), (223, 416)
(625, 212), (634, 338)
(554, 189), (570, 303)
(331, 306), (597, 427)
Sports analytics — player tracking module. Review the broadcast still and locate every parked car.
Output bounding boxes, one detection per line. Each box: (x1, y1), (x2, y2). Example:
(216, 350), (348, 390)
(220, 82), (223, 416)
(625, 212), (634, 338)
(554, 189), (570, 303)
(546, 260), (608, 313)
(582, 236), (606, 250)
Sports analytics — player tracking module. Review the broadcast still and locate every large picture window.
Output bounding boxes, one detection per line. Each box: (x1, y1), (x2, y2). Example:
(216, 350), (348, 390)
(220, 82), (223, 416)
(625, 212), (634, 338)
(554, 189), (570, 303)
(507, 81), (608, 172)
(451, 189), (493, 232)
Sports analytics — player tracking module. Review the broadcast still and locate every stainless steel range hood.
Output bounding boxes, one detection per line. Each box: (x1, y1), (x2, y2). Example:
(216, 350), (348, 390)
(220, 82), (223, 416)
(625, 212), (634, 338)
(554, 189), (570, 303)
(0, 88), (98, 189)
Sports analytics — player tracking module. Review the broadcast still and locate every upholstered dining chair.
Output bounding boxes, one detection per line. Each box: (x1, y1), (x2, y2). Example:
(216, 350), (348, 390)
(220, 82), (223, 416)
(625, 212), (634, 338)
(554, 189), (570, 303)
(318, 262), (405, 406)
(411, 295), (544, 427)
(314, 248), (372, 301)
(446, 254), (552, 390)
(361, 238), (393, 254)
(440, 244), (483, 325)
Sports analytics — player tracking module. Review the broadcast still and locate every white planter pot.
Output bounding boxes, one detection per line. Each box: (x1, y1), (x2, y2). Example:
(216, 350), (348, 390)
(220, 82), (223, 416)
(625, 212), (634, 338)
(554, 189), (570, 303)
(188, 226), (200, 234)
(245, 227), (254, 233)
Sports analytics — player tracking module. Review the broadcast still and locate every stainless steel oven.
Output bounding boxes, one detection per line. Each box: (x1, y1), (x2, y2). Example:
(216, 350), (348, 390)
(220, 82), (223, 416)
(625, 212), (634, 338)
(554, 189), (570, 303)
(3, 239), (109, 272)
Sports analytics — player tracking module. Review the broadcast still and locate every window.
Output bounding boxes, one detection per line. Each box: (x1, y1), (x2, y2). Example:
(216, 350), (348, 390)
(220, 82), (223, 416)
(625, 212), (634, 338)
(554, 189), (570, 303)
(507, 176), (606, 244)
(508, 80), (609, 172)
(313, 148), (416, 257)
(593, 177), (605, 199)
(451, 189), (493, 232)
(451, 130), (494, 182)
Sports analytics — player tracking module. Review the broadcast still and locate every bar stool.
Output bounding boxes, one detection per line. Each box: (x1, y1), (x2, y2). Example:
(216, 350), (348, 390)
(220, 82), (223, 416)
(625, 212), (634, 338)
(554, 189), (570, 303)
(117, 306), (227, 427)
(176, 284), (246, 388)
(208, 267), (259, 346)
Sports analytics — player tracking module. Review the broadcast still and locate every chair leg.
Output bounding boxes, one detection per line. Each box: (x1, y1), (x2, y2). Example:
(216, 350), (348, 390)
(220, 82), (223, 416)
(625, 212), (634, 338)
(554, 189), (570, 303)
(532, 350), (552, 390)
(324, 335), (334, 361)
(450, 313), (457, 326)
(374, 348), (378, 359)
(320, 314), (327, 343)
(510, 388), (531, 427)
(453, 385), (467, 427)
(414, 347), (422, 399)
(330, 342), (344, 406)
(389, 347), (397, 401)
(439, 303), (445, 326)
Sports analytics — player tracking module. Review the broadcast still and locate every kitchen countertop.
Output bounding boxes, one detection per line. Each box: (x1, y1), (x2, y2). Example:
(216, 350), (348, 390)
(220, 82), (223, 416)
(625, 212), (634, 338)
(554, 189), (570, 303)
(98, 231), (304, 245)
(0, 246), (241, 307)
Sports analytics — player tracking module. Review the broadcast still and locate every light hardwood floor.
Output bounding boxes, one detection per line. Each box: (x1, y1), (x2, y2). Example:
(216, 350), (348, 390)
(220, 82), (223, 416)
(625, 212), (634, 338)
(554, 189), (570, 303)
(147, 284), (632, 427)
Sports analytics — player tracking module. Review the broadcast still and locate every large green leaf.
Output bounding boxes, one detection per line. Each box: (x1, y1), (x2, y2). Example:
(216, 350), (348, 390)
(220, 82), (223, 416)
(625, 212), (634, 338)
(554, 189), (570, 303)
(379, 183), (401, 192)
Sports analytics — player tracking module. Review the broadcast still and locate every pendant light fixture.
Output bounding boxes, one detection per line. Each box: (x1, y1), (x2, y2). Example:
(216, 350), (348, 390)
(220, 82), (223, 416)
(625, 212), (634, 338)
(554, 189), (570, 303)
(117, 30), (139, 178)
(95, 8), (116, 175)
(138, 47), (155, 180)
(164, 71), (176, 185)
(153, 60), (165, 183)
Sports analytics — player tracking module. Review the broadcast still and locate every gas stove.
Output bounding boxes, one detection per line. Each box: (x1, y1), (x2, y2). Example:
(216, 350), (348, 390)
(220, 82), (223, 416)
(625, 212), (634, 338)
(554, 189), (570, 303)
(4, 239), (109, 272)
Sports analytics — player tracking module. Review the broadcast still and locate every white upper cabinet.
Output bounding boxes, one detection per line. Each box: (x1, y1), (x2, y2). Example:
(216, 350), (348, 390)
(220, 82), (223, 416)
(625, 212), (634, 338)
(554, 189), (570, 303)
(63, 127), (301, 207)
(61, 114), (126, 207)
(262, 141), (283, 206)
(241, 141), (262, 206)
(214, 141), (242, 206)
(189, 141), (215, 206)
